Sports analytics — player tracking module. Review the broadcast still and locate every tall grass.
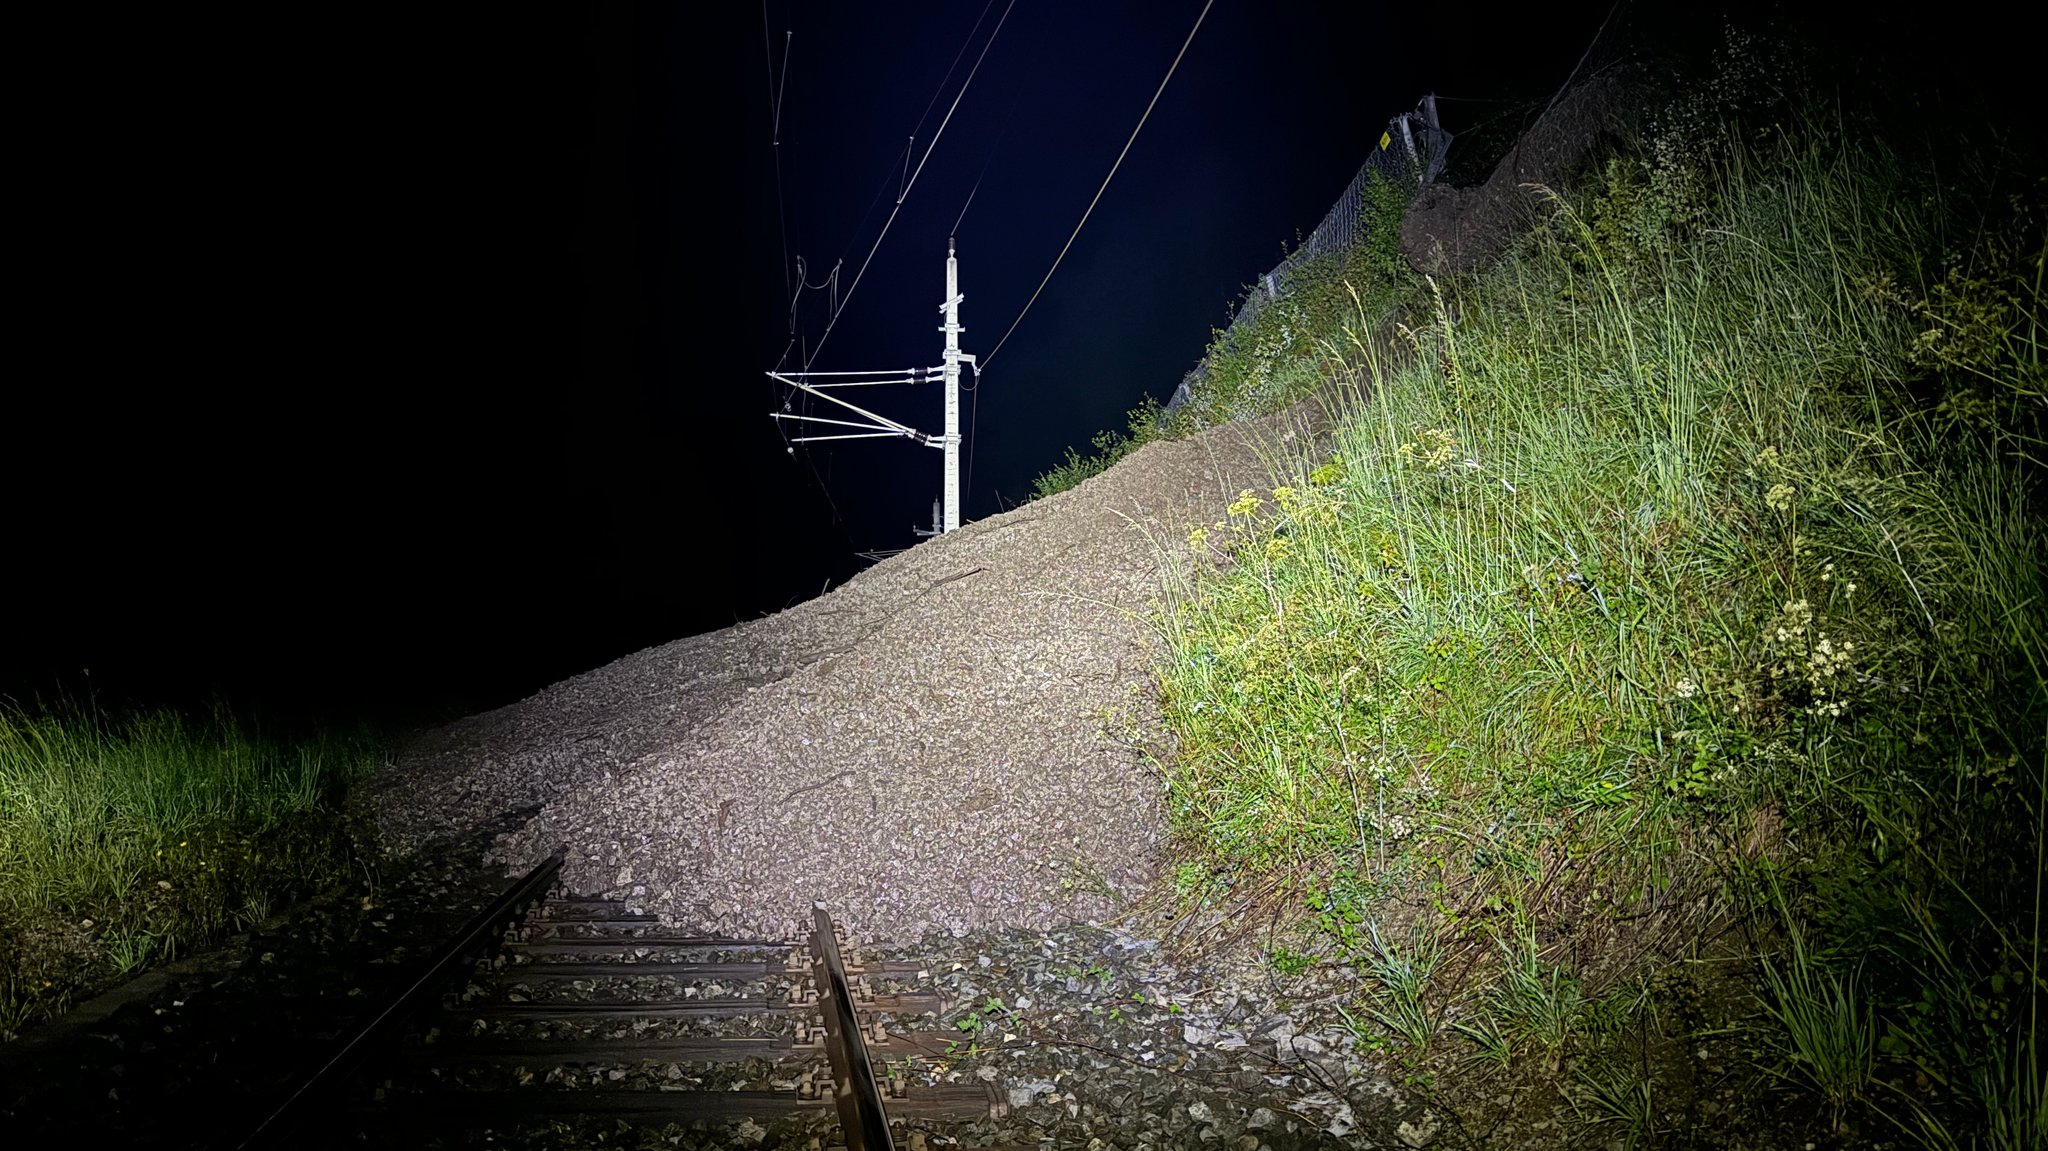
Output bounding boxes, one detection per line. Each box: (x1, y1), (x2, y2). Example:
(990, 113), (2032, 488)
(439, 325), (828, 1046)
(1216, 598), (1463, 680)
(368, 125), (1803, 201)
(0, 701), (378, 1037)
(1153, 115), (2043, 1143)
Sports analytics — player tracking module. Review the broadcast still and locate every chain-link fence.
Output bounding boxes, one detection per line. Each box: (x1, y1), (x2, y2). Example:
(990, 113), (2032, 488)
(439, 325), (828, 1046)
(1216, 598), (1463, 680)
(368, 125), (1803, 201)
(1164, 95), (1450, 419)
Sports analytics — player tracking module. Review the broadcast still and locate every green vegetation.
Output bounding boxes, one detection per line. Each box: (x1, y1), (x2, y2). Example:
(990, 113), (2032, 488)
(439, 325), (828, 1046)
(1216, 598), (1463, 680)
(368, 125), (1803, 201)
(1172, 173), (1413, 432)
(0, 701), (379, 1038)
(1154, 109), (2044, 1144)
(1030, 395), (1167, 501)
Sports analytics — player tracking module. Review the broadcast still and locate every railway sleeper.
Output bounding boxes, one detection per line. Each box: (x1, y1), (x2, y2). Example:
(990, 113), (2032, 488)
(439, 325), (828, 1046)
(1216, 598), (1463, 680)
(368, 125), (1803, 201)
(448, 989), (942, 1021)
(364, 883), (978, 1143)
(409, 1027), (957, 1066)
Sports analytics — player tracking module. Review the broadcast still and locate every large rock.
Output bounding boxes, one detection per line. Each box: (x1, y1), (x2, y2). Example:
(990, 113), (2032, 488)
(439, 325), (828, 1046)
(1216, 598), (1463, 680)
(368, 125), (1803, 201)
(1400, 69), (1639, 276)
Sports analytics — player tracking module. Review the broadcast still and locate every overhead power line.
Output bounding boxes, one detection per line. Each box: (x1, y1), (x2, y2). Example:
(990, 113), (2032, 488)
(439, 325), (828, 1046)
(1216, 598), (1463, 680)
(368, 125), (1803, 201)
(762, 6), (791, 301)
(950, 92), (1017, 239)
(981, 0), (1214, 371)
(911, 0), (999, 152)
(802, 0), (1018, 370)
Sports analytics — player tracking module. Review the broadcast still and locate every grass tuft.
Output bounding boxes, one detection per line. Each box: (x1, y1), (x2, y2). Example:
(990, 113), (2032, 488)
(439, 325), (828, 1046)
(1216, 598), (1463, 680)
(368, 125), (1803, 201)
(1761, 897), (1875, 1129)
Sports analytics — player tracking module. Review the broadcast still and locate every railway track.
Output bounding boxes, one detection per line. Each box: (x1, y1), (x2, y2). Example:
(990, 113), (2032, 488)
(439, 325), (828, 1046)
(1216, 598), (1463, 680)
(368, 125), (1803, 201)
(244, 849), (997, 1149)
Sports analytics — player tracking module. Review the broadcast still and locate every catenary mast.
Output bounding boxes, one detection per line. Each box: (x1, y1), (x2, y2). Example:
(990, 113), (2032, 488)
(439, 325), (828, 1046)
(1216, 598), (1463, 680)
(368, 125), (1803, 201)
(767, 244), (975, 538)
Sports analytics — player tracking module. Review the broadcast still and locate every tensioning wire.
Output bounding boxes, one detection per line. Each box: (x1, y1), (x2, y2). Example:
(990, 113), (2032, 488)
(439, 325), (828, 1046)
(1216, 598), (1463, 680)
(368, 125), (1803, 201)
(980, 0), (1214, 371)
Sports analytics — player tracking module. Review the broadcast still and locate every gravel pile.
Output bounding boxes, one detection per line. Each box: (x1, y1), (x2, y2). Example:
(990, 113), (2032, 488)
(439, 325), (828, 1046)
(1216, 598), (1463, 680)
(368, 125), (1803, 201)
(363, 404), (1322, 945)
(881, 921), (1413, 1151)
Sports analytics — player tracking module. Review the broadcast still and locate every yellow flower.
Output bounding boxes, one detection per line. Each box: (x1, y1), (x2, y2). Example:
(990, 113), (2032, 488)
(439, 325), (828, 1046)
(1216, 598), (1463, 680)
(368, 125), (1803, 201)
(1271, 486), (1298, 509)
(1264, 538), (1292, 562)
(1187, 526), (1210, 551)
(1227, 490), (1263, 517)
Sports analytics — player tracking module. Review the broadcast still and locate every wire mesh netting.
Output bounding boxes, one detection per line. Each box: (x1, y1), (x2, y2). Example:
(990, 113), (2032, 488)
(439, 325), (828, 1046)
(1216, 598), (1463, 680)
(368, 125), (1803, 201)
(1164, 95), (1450, 419)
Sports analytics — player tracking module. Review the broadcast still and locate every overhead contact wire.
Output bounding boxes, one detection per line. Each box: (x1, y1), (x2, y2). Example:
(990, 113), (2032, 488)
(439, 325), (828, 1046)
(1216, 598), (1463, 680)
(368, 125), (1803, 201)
(803, 0), (1017, 371)
(981, 0), (1212, 371)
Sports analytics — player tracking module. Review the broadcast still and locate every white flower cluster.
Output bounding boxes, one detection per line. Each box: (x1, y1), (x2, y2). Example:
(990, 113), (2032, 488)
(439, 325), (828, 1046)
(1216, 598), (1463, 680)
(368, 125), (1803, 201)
(1763, 598), (1857, 719)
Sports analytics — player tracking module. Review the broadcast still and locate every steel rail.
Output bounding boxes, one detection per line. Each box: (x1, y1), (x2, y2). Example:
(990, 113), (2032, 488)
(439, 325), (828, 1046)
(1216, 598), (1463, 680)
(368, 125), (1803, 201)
(236, 846), (568, 1150)
(811, 905), (895, 1151)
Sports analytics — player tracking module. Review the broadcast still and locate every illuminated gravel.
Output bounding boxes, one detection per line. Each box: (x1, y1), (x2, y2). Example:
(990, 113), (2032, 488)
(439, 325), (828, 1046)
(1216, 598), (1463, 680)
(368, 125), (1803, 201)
(363, 407), (1317, 944)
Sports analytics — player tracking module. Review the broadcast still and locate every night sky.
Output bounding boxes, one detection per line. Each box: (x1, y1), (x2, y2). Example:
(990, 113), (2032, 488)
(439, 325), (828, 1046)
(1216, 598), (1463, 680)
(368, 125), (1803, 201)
(4, 2), (1652, 723)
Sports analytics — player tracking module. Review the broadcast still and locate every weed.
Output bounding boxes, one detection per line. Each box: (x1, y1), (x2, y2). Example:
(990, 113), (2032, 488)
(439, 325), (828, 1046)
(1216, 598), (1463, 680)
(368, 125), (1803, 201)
(1493, 934), (1583, 1061)
(1751, 877), (1875, 1129)
(236, 888), (275, 931)
(0, 975), (36, 1042)
(1357, 921), (1442, 1051)
(1760, 947), (1873, 1130)
(1450, 1012), (1513, 1068)
(953, 995), (1017, 1036)
(1057, 857), (1118, 900)
(104, 930), (157, 977)
(1031, 396), (1167, 500)
(1269, 945), (1315, 977)
(1568, 1060), (1658, 1149)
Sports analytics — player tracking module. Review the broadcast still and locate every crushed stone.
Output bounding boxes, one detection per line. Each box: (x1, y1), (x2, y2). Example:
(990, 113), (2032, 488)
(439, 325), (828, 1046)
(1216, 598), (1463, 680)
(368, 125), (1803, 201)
(362, 403), (1323, 945)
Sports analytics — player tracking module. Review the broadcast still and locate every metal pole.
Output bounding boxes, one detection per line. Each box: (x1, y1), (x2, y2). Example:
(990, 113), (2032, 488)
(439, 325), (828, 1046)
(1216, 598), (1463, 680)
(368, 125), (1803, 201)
(940, 242), (962, 532)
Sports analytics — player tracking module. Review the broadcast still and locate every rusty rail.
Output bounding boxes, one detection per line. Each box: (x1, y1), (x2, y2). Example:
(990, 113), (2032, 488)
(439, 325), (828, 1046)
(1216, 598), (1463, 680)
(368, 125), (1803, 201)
(810, 905), (895, 1151)
(236, 855), (979, 1144)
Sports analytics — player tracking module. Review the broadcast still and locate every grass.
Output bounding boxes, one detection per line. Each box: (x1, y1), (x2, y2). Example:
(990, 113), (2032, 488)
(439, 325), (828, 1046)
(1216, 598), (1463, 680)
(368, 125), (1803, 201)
(1346, 920), (1442, 1052)
(0, 699), (380, 1038)
(1491, 931), (1586, 1064)
(1148, 98), (2044, 1145)
(1569, 1059), (1658, 1149)
(1760, 907), (1874, 1129)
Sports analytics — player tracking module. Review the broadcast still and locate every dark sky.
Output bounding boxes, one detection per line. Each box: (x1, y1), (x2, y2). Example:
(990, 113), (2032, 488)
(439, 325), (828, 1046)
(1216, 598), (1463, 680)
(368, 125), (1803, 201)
(4, 2), (1632, 722)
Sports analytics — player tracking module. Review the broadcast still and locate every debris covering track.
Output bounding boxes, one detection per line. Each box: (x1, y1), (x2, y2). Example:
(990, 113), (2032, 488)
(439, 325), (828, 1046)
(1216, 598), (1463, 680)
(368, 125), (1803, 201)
(364, 407), (1316, 941)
